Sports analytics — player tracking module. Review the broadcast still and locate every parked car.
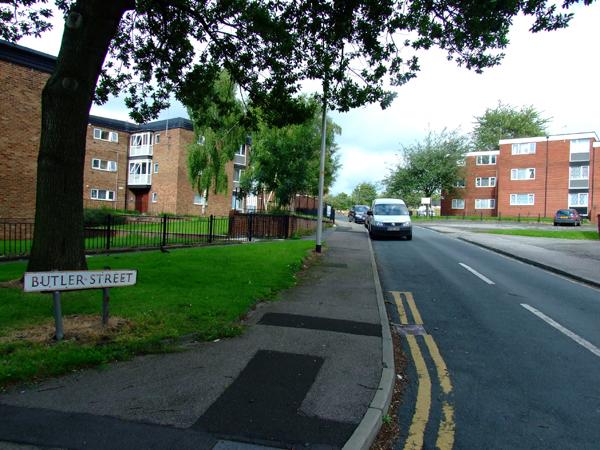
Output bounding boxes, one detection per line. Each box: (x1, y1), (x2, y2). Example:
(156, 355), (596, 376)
(348, 205), (369, 224)
(553, 209), (582, 226)
(366, 198), (412, 240)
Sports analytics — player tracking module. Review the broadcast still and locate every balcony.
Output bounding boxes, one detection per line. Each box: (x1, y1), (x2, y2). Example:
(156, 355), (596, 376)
(129, 132), (154, 157)
(128, 160), (152, 187)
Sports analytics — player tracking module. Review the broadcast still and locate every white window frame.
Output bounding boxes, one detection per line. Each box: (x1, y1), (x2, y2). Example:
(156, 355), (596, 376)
(90, 189), (115, 201)
(511, 168), (535, 180)
(233, 167), (244, 182)
(476, 154), (497, 165)
(511, 142), (536, 155)
(510, 193), (535, 206)
(451, 199), (465, 209)
(93, 128), (118, 143)
(568, 193), (588, 207)
(236, 144), (246, 156)
(475, 177), (496, 187)
(155, 133), (160, 144)
(569, 165), (589, 180)
(91, 158), (117, 172)
(151, 192), (158, 203)
(475, 199), (496, 209)
(154, 163), (159, 174)
(569, 139), (589, 162)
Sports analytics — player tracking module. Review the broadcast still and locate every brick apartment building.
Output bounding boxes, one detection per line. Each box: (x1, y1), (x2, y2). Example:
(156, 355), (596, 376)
(0, 40), (249, 219)
(441, 133), (600, 221)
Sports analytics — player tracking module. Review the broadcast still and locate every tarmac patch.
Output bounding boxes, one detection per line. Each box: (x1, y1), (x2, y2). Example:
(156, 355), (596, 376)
(258, 313), (381, 337)
(194, 350), (355, 447)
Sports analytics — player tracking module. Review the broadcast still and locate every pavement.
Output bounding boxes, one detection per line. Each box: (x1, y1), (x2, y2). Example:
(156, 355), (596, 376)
(0, 219), (598, 450)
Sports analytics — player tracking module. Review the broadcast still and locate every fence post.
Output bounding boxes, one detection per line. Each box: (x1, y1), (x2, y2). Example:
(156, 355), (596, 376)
(538, 213), (541, 223)
(248, 213), (254, 242)
(480, 211), (483, 221)
(518, 213), (521, 222)
(105, 214), (112, 251)
(209, 215), (214, 243)
(161, 214), (168, 248)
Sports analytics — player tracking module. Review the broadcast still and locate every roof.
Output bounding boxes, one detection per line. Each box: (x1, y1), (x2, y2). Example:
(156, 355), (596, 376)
(89, 115), (193, 133)
(0, 39), (56, 73)
(499, 132), (599, 145)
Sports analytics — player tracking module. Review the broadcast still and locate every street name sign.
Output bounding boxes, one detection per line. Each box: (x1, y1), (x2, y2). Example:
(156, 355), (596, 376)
(24, 270), (137, 292)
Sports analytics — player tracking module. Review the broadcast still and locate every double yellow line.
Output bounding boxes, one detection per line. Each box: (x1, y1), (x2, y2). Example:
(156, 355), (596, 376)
(391, 291), (455, 450)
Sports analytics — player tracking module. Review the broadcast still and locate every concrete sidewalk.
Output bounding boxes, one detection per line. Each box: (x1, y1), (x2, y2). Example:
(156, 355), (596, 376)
(0, 223), (393, 450)
(419, 223), (600, 288)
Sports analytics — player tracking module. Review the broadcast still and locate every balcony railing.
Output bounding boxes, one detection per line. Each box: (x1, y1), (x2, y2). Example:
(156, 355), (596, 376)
(128, 173), (152, 186)
(129, 144), (153, 157)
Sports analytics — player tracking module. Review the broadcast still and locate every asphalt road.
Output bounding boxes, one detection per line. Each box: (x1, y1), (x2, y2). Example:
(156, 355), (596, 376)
(371, 225), (600, 450)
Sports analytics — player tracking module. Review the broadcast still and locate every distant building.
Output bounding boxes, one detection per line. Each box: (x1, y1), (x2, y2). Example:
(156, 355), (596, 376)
(0, 40), (247, 219)
(441, 134), (599, 221)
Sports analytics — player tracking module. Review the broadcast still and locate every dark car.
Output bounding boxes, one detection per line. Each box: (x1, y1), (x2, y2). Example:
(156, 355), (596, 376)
(554, 209), (582, 226)
(348, 205), (369, 224)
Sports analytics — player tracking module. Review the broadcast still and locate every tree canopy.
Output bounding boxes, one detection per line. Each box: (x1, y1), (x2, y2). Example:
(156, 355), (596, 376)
(352, 182), (378, 206)
(2, 0), (591, 270)
(472, 102), (551, 150)
(242, 98), (341, 207)
(384, 129), (469, 207)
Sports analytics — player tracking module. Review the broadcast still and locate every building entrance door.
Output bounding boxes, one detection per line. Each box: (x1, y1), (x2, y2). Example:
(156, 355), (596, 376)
(134, 192), (149, 213)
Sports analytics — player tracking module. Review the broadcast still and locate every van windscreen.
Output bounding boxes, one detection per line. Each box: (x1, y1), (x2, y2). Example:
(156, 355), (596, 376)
(373, 204), (409, 215)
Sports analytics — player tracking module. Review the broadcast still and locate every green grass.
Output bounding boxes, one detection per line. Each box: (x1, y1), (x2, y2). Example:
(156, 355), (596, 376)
(0, 240), (314, 388)
(479, 229), (599, 240)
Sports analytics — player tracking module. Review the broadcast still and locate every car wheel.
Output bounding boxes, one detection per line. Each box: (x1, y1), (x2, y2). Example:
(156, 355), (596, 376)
(553, 222), (558, 226)
(406, 234), (412, 241)
(577, 221), (581, 226)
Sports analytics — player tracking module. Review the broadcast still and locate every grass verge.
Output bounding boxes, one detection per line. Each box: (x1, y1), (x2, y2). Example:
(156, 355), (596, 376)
(478, 229), (599, 240)
(0, 240), (314, 389)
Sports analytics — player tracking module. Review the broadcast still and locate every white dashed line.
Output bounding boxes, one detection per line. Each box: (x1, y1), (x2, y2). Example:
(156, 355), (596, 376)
(521, 303), (600, 359)
(459, 263), (495, 285)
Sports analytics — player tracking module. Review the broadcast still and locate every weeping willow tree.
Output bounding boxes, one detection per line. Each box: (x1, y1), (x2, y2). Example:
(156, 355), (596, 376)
(187, 70), (247, 203)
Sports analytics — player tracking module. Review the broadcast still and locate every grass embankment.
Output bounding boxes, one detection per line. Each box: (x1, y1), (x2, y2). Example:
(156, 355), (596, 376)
(479, 229), (599, 240)
(0, 240), (314, 388)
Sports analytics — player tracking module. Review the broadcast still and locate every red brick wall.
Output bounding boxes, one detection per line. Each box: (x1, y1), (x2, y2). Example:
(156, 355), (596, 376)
(0, 60), (48, 219)
(83, 125), (128, 210)
(591, 145), (600, 221)
(441, 154), (498, 216)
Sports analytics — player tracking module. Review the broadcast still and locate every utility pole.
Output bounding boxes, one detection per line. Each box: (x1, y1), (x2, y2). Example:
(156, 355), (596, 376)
(316, 101), (327, 253)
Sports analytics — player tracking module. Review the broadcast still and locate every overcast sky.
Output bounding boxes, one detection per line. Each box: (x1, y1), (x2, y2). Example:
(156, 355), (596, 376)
(20, 3), (600, 195)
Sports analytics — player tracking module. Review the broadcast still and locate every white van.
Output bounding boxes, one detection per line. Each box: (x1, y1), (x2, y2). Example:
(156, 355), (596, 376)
(366, 198), (412, 240)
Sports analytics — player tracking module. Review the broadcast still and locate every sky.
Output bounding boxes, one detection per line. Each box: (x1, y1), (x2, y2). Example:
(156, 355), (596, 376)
(20, 3), (600, 196)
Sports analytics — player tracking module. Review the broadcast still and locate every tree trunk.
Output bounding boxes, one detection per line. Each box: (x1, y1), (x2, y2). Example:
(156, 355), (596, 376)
(27, 0), (134, 271)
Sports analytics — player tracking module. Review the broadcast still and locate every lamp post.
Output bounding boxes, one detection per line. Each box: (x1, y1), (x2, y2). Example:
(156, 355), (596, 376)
(315, 102), (327, 254)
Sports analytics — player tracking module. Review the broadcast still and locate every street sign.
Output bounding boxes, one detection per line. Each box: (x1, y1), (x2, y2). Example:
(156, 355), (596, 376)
(24, 270), (137, 292)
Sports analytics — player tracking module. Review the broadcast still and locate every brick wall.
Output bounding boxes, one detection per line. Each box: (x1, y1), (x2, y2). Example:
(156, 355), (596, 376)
(0, 60), (49, 219)
(83, 125), (129, 210)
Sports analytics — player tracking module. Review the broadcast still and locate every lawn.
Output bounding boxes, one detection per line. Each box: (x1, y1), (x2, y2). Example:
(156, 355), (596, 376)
(478, 229), (599, 240)
(0, 240), (314, 388)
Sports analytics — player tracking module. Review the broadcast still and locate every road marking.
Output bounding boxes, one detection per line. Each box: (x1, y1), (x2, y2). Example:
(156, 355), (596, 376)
(459, 263), (495, 285)
(424, 334), (452, 395)
(404, 335), (431, 450)
(392, 291), (409, 325)
(436, 402), (455, 450)
(521, 304), (600, 358)
(392, 291), (456, 450)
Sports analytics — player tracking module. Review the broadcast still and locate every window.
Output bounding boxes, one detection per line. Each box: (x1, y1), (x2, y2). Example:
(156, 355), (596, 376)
(151, 192), (158, 203)
(569, 193), (588, 207)
(90, 189), (115, 201)
(93, 128), (118, 143)
(154, 163), (159, 174)
(569, 165), (589, 188)
(129, 161), (149, 175)
(454, 179), (466, 188)
(476, 154), (497, 165)
(194, 193), (206, 205)
(233, 167), (244, 182)
(475, 199), (495, 209)
(511, 142), (536, 155)
(154, 133), (160, 144)
(475, 177), (496, 187)
(570, 139), (589, 162)
(511, 168), (535, 180)
(510, 193), (535, 206)
(236, 144), (246, 156)
(91, 158), (117, 172)
(451, 199), (465, 209)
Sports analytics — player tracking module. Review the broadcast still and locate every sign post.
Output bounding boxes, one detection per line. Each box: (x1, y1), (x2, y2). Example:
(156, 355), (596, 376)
(24, 270), (137, 341)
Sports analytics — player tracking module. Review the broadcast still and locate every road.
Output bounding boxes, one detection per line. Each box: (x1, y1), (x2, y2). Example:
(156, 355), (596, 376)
(369, 224), (600, 449)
